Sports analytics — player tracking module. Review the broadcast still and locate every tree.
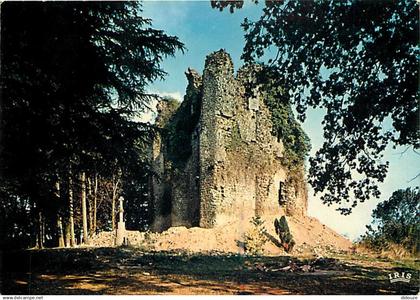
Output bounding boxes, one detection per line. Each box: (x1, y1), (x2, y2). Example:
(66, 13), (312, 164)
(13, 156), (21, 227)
(88, 173), (99, 236)
(360, 187), (419, 254)
(243, 216), (269, 255)
(55, 179), (65, 247)
(274, 216), (295, 252)
(213, 0), (419, 214)
(66, 173), (76, 247)
(210, 0), (244, 13)
(0, 2), (184, 248)
(80, 172), (89, 244)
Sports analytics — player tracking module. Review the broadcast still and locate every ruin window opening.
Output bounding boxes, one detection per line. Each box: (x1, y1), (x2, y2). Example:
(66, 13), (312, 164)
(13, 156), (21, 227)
(161, 187), (172, 216)
(278, 181), (286, 206)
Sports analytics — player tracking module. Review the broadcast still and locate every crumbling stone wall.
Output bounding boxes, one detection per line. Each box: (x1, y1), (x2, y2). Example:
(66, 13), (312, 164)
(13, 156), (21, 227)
(148, 102), (172, 232)
(149, 50), (308, 232)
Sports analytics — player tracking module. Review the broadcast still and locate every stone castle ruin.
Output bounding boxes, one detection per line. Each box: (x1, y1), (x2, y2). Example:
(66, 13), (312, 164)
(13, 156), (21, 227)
(149, 50), (308, 232)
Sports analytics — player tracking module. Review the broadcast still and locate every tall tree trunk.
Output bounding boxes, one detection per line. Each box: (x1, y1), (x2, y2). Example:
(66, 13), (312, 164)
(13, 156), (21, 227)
(55, 180), (65, 247)
(65, 221), (71, 247)
(57, 217), (65, 247)
(30, 202), (38, 248)
(92, 174), (98, 235)
(88, 176), (94, 236)
(81, 172), (89, 244)
(37, 211), (44, 249)
(111, 191), (116, 232)
(111, 173), (120, 232)
(41, 213), (45, 246)
(113, 171), (122, 232)
(68, 173), (75, 247)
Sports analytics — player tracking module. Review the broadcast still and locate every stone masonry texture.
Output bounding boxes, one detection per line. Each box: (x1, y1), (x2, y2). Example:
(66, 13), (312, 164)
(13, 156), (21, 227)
(149, 50), (308, 232)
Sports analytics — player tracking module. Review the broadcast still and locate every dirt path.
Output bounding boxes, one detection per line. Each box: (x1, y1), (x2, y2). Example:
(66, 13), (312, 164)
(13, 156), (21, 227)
(1, 248), (418, 295)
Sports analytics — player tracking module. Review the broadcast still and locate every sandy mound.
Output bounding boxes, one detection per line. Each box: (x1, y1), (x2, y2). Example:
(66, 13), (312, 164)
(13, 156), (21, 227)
(89, 215), (352, 256)
(286, 215), (353, 255)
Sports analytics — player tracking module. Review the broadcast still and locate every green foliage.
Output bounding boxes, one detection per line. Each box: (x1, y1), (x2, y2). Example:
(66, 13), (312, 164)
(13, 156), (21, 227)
(359, 188), (419, 255)
(274, 216), (295, 252)
(227, 123), (243, 151)
(244, 216), (269, 255)
(264, 86), (311, 168)
(0, 2), (184, 248)
(227, 0), (419, 214)
(210, 0), (244, 13)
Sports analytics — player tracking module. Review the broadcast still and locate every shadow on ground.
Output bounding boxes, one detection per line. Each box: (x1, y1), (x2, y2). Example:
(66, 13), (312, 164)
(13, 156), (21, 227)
(1, 247), (418, 295)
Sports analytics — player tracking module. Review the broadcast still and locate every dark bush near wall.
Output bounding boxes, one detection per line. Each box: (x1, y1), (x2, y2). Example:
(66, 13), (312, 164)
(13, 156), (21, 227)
(274, 216), (295, 252)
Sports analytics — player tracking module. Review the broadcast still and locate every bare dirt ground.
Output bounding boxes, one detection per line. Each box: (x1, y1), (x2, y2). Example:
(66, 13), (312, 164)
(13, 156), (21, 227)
(88, 215), (353, 256)
(2, 216), (417, 295)
(1, 247), (418, 295)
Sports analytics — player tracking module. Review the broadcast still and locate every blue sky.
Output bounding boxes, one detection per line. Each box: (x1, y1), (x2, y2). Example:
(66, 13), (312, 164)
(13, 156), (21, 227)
(142, 1), (419, 240)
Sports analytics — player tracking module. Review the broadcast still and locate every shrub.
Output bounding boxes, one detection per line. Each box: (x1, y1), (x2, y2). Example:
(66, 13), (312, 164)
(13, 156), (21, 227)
(358, 188), (419, 257)
(274, 216), (295, 252)
(263, 85), (311, 168)
(244, 216), (269, 255)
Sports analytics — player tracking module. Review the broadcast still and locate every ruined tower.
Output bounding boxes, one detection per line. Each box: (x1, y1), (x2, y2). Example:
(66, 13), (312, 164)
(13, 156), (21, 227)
(149, 50), (308, 232)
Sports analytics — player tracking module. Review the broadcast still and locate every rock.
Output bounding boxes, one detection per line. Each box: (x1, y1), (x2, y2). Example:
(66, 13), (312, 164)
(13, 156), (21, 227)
(301, 265), (312, 272)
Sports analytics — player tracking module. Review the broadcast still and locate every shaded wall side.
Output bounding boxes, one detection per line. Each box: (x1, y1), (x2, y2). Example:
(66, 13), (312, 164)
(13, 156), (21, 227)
(171, 128), (200, 227)
(199, 71), (219, 228)
(150, 134), (171, 232)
